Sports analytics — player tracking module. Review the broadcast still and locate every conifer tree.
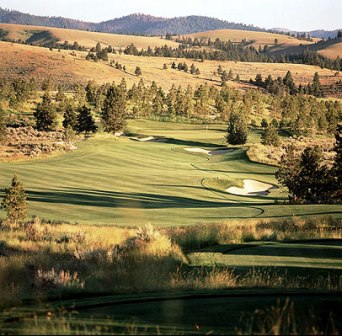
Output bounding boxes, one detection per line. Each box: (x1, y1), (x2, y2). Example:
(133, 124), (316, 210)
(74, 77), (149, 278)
(101, 85), (127, 133)
(63, 104), (78, 130)
(34, 92), (57, 131)
(261, 123), (280, 146)
(135, 67), (142, 76)
(0, 108), (7, 144)
(226, 113), (249, 145)
(76, 105), (97, 134)
(312, 72), (322, 97)
(1, 174), (27, 226)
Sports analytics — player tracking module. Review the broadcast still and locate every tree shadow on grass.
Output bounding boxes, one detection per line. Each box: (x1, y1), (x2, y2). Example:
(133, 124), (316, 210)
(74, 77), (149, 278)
(198, 243), (342, 260)
(27, 188), (270, 210)
(164, 137), (221, 148)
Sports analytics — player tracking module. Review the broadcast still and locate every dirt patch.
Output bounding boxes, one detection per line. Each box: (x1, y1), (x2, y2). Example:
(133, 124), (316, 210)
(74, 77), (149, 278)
(0, 127), (77, 161)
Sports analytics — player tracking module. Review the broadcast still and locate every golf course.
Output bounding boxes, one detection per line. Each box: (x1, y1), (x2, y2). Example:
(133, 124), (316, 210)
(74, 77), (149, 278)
(0, 120), (340, 226)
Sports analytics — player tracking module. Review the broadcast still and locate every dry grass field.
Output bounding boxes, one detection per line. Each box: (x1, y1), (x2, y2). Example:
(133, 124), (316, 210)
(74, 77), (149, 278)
(318, 41), (342, 59)
(185, 29), (318, 48)
(0, 41), (340, 90)
(0, 23), (179, 49)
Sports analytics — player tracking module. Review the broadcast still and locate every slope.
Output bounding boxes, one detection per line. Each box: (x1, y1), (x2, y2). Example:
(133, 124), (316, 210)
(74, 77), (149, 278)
(0, 41), (339, 90)
(0, 23), (179, 49)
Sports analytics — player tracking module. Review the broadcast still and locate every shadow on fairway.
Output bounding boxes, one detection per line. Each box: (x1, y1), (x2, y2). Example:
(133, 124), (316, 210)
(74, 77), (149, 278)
(198, 243), (342, 260)
(27, 188), (271, 210)
(164, 137), (220, 148)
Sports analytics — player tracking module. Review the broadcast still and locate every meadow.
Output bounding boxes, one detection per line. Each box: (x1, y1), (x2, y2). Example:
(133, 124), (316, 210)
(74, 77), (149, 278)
(0, 120), (341, 226)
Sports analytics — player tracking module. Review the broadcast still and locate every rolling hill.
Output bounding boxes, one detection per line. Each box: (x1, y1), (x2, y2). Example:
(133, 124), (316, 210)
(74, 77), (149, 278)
(0, 40), (339, 91)
(185, 29), (341, 59)
(0, 7), (265, 35)
(0, 23), (179, 49)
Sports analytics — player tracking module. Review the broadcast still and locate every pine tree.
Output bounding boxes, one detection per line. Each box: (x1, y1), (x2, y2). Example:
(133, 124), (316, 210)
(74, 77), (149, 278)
(312, 72), (322, 97)
(0, 108), (7, 144)
(332, 124), (342, 202)
(101, 85), (127, 133)
(76, 105), (97, 134)
(261, 123), (280, 146)
(34, 92), (57, 131)
(135, 67), (142, 76)
(226, 113), (249, 145)
(63, 104), (78, 130)
(1, 174), (27, 226)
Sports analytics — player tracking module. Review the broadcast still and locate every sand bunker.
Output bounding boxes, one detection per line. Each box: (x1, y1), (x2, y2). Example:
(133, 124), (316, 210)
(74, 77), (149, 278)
(184, 148), (233, 155)
(227, 179), (276, 196)
(131, 136), (167, 143)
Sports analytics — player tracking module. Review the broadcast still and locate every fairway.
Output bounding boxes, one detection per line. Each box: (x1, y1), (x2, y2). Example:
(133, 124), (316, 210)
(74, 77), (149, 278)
(0, 120), (341, 226)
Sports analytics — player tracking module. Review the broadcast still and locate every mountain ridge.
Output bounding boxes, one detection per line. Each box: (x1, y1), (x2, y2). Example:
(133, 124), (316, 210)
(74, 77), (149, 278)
(0, 7), (340, 38)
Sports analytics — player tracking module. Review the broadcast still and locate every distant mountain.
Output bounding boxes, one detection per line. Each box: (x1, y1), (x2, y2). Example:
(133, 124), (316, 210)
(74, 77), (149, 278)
(0, 7), (96, 31)
(1, 7), (340, 38)
(0, 7), (265, 35)
(272, 27), (341, 39)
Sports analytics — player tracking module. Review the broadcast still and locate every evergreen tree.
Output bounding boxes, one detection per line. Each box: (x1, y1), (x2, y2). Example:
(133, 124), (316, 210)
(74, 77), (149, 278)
(1, 174), (27, 226)
(163, 63), (168, 70)
(261, 123), (280, 146)
(276, 146), (332, 203)
(63, 104), (78, 130)
(0, 108), (7, 144)
(135, 67), (142, 76)
(283, 71), (296, 94)
(101, 85), (127, 133)
(332, 124), (342, 202)
(76, 105), (97, 134)
(85, 80), (98, 104)
(226, 113), (249, 145)
(312, 72), (322, 97)
(55, 85), (66, 102)
(33, 92), (57, 131)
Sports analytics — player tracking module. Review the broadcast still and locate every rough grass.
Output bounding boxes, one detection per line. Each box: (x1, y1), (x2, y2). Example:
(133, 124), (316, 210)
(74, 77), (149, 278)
(0, 217), (340, 310)
(0, 217), (340, 334)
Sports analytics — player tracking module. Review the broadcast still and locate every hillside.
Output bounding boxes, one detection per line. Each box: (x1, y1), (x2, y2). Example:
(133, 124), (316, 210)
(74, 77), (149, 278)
(187, 29), (341, 60)
(186, 29), (317, 49)
(0, 23), (179, 49)
(0, 7), (266, 36)
(0, 41), (339, 91)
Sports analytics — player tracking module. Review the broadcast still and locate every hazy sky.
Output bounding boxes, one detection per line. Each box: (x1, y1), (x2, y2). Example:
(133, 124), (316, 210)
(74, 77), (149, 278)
(0, 0), (341, 31)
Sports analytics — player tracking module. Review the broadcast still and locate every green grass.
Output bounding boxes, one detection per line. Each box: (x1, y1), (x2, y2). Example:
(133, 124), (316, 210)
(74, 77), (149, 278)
(0, 120), (341, 226)
(188, 240), (342, 269)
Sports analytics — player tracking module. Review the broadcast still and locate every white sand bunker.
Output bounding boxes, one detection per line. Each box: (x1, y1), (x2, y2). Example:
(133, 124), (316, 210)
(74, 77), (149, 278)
(227, 179), (276, 196)
(185, 148), (233, 155)
(131, 136), (167, 143)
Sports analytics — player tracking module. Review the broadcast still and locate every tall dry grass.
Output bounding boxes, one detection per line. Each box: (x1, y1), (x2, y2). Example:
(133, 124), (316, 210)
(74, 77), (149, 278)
(0, 217), (340, 310)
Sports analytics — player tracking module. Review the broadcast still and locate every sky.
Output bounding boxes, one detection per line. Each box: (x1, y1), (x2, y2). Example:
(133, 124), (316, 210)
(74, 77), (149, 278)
(0, 0), (341, 31)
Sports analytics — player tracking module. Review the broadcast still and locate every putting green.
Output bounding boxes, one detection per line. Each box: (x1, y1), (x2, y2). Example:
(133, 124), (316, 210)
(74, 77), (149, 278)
(0, 120), (341, 226)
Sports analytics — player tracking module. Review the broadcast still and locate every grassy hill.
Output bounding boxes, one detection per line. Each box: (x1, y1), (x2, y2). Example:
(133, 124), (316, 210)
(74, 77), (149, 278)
(0, 23), (179, 49)
(186, 29), (342, 60)
(186, 29), (318, 49)
(0, 41), (339, 90)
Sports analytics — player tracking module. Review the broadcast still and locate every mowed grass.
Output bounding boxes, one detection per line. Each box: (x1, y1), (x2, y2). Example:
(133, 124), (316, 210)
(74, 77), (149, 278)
(0, 41), (340, 90)
(188, 241), (342, 270)
(0, 120), (341, 226)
